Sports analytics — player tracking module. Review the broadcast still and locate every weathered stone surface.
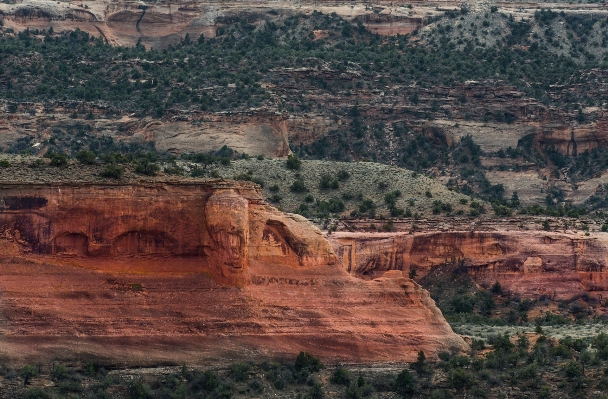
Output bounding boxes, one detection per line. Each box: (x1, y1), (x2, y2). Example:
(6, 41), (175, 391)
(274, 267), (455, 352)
(329, 230), (608, 300)
(0, 1), (430, 49)
(0, 181), (467, 366)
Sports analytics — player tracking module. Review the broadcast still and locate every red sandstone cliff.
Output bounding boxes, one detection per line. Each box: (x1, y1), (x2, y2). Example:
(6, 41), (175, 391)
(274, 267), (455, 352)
(0, 181), (466, 366)
(329, 230), (608, 300)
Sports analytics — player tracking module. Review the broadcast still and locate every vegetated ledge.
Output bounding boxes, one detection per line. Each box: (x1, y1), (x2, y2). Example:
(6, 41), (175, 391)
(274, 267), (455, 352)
(0, 158), (231, 185)
(0, 174), (467, 367)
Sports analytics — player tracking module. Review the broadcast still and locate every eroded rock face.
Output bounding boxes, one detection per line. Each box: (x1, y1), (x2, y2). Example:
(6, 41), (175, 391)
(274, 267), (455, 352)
(329, 230), (608, 300)
(0, 2), (427, 49)
(0, 181), (466, 365)
(205, 190), (249, 285)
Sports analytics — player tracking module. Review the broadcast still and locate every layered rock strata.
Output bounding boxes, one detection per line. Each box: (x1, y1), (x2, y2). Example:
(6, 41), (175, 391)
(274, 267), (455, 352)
(0, 181), (466, 365)
(0, 1), (430, 48)
(328, 230), (608, 300)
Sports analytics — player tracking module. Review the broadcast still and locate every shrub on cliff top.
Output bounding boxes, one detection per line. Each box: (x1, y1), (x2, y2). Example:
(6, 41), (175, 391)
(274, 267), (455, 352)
(100, 164), (125, 179)
(47, 151), (69, 166)
(76, 150), (96, 164)
(135, 158), (160, 176)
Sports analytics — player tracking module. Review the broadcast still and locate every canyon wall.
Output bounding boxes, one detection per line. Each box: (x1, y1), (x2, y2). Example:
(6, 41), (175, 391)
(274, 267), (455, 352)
(0, 181), (466, 365)
(328, 230), (608, 300)
(0, 181), (337, 284)
(0, 1), (428, 49)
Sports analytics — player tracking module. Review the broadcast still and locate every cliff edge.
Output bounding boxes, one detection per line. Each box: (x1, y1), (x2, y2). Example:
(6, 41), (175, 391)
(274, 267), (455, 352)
(0, 180), (466, 366)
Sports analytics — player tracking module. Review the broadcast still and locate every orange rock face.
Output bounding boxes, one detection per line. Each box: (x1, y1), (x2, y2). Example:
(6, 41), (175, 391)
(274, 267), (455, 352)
(0, 181), (466, 366)
(329, 230), (608, 300)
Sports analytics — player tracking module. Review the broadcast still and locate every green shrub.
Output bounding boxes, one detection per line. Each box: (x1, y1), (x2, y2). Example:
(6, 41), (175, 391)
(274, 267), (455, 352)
(470, 387), (487, 398)
(20, 365), (38, 385)
(539, 386), (551, 399)
(517, 364), (538, 380)
(47, 152), (69, 166)
(58, 380), (83, 393)
(51, 364), (70, 380)
(267, 365), (295, 390)
(448, 368), (475, 391)
(450, 295), (475, 314)
(412, 350), (426, 374)
(230, 362), (251, 382)
(319, 173), (339, 189)
(345, 380), (374, 398)
(493, 203), (511, 217)
(295, 352), (323, 372)
(337, 170), (350, 181)
(100, 164), (125, 179)
(135, 158), (160, 176)
(330, 368), (352, 386)
(488, 333), (514, 352)
(0, 159), (9, 167)
(491, 281), (502, 294)
(359, 199), (375, 213)
(309, 381), (324, 399)
(550, 344), (573, 359)
(290, 179), (309, 193)
(23, 387), (50, 399)
(164, 165), (184, 176)
(559, 336), (586, 352)
(471, 339), (486, 351)
(562, 361), (583, 379)
(430, 389), (454, 399)
(394, 369), (415, 398)
(249, 377), (264, 393)
(316, 199), (345, 215)
(286, 154), (301, 170)
(76, 150), (96, 164)
(190, 167), (205, 177)
(190, 370), (219, 393)
(128, 379), (152, 399)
